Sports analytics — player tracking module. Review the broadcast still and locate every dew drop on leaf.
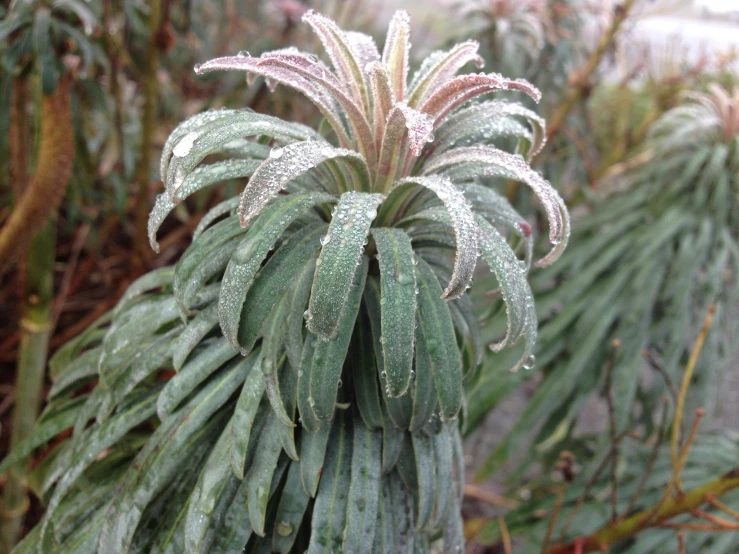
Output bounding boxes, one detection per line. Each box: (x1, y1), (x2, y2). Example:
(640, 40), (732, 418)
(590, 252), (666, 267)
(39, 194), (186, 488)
(523, 354), (536, 370)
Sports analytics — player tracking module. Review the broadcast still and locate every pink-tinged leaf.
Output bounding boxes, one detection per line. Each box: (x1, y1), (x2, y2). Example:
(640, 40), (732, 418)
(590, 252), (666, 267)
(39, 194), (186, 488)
(394, 176), (478, 299)
(421, 73), (542, 123)
(239, 140), (370, 226)
(381, 10), (411, 101)
(376, 103), (434, 190)
(196, 54), (351, 147)
(367, 62), (394, 150)
(255, 56), (376, 167)
(346, 31), (380, 76)
(302, 10), (370, 115)
(407, 40), (484, 108)
(423, 146), (568, 265)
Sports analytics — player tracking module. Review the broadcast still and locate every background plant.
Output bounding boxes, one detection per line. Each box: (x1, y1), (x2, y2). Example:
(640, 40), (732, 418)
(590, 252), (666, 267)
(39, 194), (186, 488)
(1, 8), (569, 553)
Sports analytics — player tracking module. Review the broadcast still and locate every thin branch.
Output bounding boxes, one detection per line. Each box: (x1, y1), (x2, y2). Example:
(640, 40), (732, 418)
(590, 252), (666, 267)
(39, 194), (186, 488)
(463, 484), (519, 510)
(499, 517), (512, 554)
(671, 305), (715, 493)
(623, 397), (669, 516)
(706, 494), (739, 521)
(541, 484), (567, 554)
(642, 349), (678, 407)
(545, 467), (739, 554)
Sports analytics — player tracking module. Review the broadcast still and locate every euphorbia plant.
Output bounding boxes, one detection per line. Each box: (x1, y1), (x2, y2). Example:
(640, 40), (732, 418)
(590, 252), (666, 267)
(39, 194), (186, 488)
(3, 10), (568, 553)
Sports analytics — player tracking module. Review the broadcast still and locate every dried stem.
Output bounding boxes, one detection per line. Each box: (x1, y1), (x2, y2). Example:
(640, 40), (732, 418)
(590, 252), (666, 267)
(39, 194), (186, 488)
(541, 484), (567, 554)
(463, 484), (519, 510)
(499, 517), (512, 554)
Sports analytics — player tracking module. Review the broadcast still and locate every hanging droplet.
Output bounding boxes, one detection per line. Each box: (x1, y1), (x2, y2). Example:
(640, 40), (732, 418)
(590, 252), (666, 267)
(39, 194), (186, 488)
(523, 354), (536, 370)
(193, 63), (202, 72)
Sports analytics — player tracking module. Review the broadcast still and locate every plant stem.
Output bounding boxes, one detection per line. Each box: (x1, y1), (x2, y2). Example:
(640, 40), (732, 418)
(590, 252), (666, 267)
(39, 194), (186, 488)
(545, 468), (739, 554)
(133, 0), (162, 266)
(0, 220), (56, 552)
(542, 0), (637, 146)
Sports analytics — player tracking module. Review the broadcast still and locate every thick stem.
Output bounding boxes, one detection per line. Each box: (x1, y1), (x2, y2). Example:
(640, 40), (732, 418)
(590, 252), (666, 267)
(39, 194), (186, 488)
(0, 76), (73, 271)
(545, 468), (739, 554)
(133, 0), (163, 265)
(0, 220), (55, 552)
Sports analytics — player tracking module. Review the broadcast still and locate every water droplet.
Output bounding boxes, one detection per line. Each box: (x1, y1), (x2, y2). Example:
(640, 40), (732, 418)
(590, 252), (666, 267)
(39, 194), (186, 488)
(270, 147), (284, 159)
(276, 521), (293, 536)
(337, 379), (343, 389)
(551, 237), (561, 245)
(307, 54), (319, 63)
(320, 233), (332, 246)
(303, 309), (312, 321)
(193, 63), (202, 72)
(237, 50), (250, 58)
(523, 354), (536, 370)
(381, 370), (387, 379)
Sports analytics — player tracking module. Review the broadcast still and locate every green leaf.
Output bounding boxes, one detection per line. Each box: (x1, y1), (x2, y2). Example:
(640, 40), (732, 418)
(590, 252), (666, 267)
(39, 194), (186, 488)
(247, 413), (285, 536)
(297, 334), (321, 433)
(219, 192), (335, 351)
(307, 191), (382, 339)
(272, 461), (310, 553)
(370, 228), (417, 397)
(380, 10), (410, 101)
(230, 353), (266, 479)
(350, 306), (384, 430)
(307, 413), (352, 554)
(393, 176), (478, 299)
(410, 431), (436, 531)
(300, 418), (332, 497)
(342, 414), (382, 554)
(98, 354), (254, 552)
(237, 224), (325, 353)
(157, 337), (238, 419)
(309, 256), (368, 420)
(414, 257), (463, 421)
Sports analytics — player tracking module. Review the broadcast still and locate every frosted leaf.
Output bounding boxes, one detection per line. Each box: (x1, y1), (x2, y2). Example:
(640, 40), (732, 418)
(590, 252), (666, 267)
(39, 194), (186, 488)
(160, 109), (240, 181)
(367, 62), (394, 147)
(420, 73), (542, 123)
(407, 40), (483, 108)
(218, 192), (336, 350)
(255, 55), (374, 159)
(196, 55), (351, 146)
(307, 191), (384, 339)
(345, 31), (381, 77)
(173, 131), (198, 157)
(162, 111), (319, 197)
(394, 176), (478, 299)
(148, 159), (259, 252)
(434, 100), (547, 158)
(375, 103), (434, 189)
(381, 10), (411, 101)
(302, 10), (370, 114)
(193, 197), (241, 241)
(397, 103), (435, 155)
(476, 215), (533, 351)
(423, 146), (569, 265)
(238, 140), (370, 226)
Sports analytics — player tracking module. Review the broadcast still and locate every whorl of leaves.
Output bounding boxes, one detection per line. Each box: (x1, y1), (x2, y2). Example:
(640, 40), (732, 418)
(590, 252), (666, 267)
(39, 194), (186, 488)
(470, 84), (739, 480)
(6, 9), (568, 553)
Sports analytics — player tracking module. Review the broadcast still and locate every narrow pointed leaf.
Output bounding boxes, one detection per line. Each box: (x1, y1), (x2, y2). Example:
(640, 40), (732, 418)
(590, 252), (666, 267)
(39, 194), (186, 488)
(381, 10), (411, 101)
(272, 461), (310, 553)
(300, 416), (332, 497)
(230, 354), (265, 479)
(307, 191), (382, 339)
(247, 413), (284, 536)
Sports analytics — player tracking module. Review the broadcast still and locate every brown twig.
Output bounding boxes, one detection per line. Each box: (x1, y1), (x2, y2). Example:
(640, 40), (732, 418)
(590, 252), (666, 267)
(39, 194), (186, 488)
(499, 517), (512, 554)
(623, 397), (669, 516)
(677, 530), (685, 554)
(545, 467), (739, 553)
(642, 349), (679, 407)
(541, 484), (567, 554)
(706, 494), (739, 521)
(463, 484), (519, 510)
